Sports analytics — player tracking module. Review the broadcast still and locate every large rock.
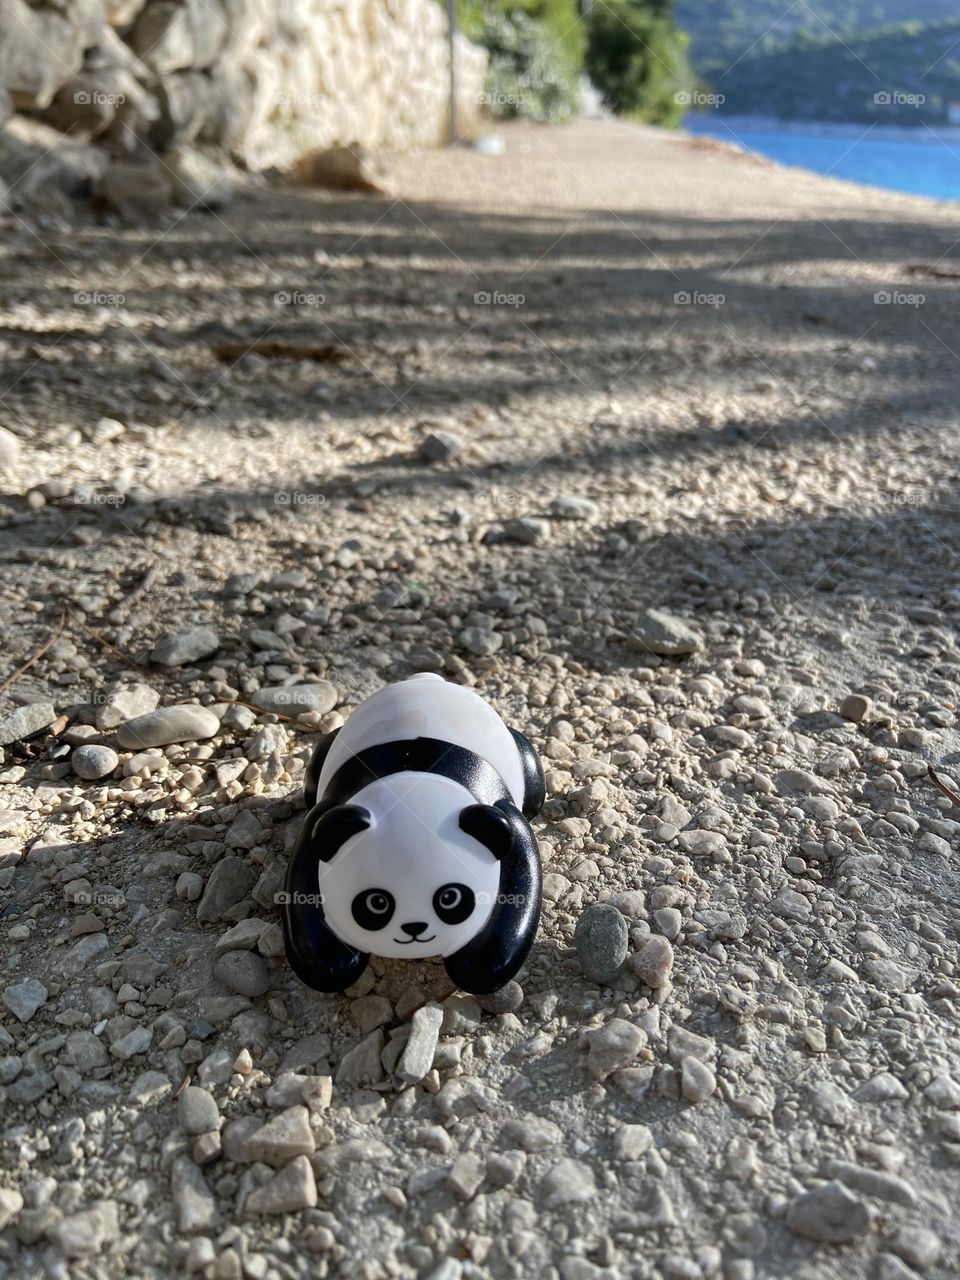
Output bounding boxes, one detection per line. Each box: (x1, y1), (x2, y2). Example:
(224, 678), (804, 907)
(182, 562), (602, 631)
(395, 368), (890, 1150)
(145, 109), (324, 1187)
(131, 0), (227, 74)
(627, 608), (702, 656)
(1, 0), (103, 110)
(0, 702), (56, 747)
(117, 705), (219, 749)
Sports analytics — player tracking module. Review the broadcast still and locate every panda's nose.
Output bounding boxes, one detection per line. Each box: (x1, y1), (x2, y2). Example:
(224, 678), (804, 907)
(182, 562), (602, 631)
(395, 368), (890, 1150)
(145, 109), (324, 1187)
(401, 921), (428, 938)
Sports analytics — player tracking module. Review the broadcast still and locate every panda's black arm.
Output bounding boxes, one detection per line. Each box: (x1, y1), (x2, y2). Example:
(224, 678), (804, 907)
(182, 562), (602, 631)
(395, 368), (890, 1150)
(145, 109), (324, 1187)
(282, 800), (369, 993)
(509, 727), (545, 818)
(303, 726), (341, 807)
(444, 801), (542, 995)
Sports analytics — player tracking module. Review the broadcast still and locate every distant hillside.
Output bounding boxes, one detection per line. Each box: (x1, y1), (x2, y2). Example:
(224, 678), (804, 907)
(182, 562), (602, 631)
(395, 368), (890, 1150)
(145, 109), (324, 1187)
(694, 19), (960, 124)
(675, 0), (959, 76)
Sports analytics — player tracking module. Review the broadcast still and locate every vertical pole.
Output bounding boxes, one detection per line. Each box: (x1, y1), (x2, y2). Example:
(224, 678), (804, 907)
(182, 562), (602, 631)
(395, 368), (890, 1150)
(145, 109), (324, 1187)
(447, 0), (458, 145)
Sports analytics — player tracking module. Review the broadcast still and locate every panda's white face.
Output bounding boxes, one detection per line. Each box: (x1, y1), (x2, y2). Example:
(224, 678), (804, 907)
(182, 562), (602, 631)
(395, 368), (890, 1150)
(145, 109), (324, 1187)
(317, 774), (501, 959)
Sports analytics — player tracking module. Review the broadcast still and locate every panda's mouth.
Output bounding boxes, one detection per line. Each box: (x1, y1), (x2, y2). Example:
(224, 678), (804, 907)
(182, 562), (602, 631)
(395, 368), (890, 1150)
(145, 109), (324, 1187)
(394, 934), (436, 945)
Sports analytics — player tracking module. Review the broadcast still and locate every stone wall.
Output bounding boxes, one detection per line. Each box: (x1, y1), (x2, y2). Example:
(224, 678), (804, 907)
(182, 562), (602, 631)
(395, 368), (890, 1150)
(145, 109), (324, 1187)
(0, 0), (486, 173)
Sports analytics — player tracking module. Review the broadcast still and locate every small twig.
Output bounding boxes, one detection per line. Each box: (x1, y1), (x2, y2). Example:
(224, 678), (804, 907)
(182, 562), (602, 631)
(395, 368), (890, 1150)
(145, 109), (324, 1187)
(928, 765), (960, 809)
(0, 607), (67, 697)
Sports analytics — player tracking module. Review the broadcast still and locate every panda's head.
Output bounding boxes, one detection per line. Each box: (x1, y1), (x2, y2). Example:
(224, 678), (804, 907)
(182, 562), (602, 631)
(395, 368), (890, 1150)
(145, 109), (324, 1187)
(283, 773), (542, 994)
(316, 775), (502, 959)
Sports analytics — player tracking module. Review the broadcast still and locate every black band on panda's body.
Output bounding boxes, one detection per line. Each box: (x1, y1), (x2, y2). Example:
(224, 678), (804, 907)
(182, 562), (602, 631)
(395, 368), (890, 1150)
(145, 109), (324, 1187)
(321, 736), (512, 808)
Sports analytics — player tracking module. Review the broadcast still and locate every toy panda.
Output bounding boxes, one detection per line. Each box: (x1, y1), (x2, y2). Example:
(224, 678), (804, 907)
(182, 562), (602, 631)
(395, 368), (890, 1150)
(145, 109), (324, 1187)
(282, 674), (544, 995)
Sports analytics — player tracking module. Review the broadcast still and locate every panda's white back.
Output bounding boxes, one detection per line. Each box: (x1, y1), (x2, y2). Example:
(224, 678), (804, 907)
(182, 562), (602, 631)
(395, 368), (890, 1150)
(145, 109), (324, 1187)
(316, 674), (525, 804)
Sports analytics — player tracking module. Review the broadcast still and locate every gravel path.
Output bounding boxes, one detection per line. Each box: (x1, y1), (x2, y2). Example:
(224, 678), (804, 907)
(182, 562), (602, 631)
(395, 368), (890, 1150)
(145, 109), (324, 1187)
(1, 118), (960, 1280)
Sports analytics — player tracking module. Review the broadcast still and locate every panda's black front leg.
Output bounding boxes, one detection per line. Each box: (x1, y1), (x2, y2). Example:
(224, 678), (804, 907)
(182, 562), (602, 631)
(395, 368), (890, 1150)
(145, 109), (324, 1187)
(303, 727), (341, 807)
(509, 728), (545, 818)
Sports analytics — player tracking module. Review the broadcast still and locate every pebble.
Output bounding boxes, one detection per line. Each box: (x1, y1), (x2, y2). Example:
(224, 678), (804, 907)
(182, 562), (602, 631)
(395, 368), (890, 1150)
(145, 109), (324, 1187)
(680, 1057), (716, 1103)
(889, 1226), (942, 1269)
(0, 702), (56, 747)
(2, 977), (48, 1023)
(0, 425), (20, 470)
(178, 1086), (220, 1135)
(110, 1026), (152, 1059)
(0, 1188), (23, 1231)
(654, 907), (682, 939)
(171, 1155), (218, 1233)
(417, 430), (463, 462)
(117, 705), (220, 749)
(631, 935), (675, 988)
(196, 858), (256, 924)
(448, 1152), (485, 1200)
(585, 1018), (646, 1079)
(459, 626), (503, 657)
(215, 951), (269, 997)
(785, 1181), (870, 1242)
(398, 1003), (444, 1083)
(50, 1200), (119, 1257)
(575, 903), (628, 983)
(477, 981), (523, 1014)
(549, 495), (599, 520)
(923, 1075), (960, 1108)
(627, 608), (701, 655)
(502, 517), (548, 545)
(540, 1158), (596, 1208)
(71, 744), (119, 780)
(335, 1030), (384, 1087)
(250, 682), (337, 717)
(151, 626), (220, 667)
(839, 693), (872, 723)
(95, 683), (159, 730)
(245, 1155), (317, 1214)
(246, 1106), (315, 1166)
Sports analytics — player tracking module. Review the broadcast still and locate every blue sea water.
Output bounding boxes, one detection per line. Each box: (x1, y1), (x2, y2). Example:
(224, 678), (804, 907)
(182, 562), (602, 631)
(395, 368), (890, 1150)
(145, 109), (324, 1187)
(684, 120), (960, 201)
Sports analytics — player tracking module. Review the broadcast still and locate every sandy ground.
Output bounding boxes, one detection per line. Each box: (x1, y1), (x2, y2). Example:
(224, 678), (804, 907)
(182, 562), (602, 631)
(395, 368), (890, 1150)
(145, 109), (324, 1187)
(1, 119), (960, 1280)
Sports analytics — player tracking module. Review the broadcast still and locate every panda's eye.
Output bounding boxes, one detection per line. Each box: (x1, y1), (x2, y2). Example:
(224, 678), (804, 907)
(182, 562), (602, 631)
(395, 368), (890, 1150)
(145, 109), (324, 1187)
(352, 888), (396, 931)
(433, 883), (475, 925)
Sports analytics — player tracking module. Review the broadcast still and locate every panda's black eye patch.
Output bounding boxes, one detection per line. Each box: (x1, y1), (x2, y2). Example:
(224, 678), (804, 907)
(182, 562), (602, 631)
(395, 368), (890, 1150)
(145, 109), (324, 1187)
(352, 889), (396, 930)
(433, 883), (475, 925)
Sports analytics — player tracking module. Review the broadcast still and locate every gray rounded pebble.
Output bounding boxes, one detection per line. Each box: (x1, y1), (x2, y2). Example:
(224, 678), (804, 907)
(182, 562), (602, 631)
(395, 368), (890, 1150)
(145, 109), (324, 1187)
(178, 1085), (220, 1135)
(117, 705), (220, 749)
(151, 626), (220, 667)
(477, 980), (524, 1014)
(215, 950), (269, 997)
(250, 682), (337, 718)
(71, 744), (119, 780)
(575, 903), (628, 983)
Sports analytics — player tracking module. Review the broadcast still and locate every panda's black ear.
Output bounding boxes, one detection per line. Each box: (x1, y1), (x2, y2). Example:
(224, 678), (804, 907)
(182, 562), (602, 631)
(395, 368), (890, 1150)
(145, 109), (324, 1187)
(283, 801), (369, 993)
(308, 803), (371, 863)
(446, 802), (542, 996)
(459, 803), (514, 860)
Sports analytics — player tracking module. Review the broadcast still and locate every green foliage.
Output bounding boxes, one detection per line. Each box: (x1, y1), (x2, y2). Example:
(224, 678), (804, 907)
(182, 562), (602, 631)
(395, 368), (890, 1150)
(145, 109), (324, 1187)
(584, 0), (695, 125)
(456, 0), (585, 123)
